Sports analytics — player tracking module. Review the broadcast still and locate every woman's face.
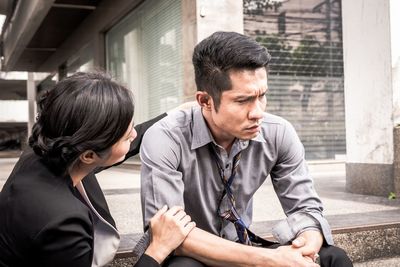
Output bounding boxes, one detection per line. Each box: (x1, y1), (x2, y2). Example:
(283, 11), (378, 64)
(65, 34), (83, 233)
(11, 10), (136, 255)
(101, 121), (137, 166)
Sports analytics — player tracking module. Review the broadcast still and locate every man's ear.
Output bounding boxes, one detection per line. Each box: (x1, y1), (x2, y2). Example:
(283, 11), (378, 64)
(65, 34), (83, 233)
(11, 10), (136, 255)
(195, 91), (211, 111)
(79, 150), (98, 165)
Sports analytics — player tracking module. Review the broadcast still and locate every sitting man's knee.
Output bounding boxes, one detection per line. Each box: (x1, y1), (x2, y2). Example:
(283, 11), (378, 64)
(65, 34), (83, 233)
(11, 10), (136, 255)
(320, 245), (353, 267)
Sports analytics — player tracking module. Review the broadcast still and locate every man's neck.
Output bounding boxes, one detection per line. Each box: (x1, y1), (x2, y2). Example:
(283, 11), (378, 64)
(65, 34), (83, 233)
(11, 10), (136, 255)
(202, 108), (235, 153)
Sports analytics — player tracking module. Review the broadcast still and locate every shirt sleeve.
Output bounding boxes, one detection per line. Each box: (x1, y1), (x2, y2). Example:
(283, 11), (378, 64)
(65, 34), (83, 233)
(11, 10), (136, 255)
(140, 121), (185, 227)
(270, 120), (333, 245)
(127, 113), (168, 159)
(132, 229), (151, 265)
(134, 254), (160, 267)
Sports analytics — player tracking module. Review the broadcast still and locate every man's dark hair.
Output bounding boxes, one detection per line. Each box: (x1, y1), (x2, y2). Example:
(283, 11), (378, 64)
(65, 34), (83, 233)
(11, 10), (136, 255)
(29, 71), (134, 175)
(192, 31), (271, 110)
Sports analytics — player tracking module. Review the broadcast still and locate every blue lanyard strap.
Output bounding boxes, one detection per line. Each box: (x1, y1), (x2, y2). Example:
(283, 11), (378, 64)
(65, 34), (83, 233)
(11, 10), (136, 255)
(208, 144), (251, 244)
(208, 143), (279, 247)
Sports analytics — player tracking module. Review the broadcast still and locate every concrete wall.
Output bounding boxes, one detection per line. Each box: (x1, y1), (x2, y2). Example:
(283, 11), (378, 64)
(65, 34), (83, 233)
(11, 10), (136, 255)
(181, 0), (244, 101)
(391, 0), (400, 126)
(181, 0), (197, 101)
(343, 0), (396, 196)
(392, 0), (400, 197)
(394, 127), (400, 196)
(195, 0), (244, 41)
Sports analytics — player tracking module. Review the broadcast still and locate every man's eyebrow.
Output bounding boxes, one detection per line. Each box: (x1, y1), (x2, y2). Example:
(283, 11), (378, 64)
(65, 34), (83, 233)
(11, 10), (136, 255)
(233, 89), (268, 100)
(234, 95), (254, 101)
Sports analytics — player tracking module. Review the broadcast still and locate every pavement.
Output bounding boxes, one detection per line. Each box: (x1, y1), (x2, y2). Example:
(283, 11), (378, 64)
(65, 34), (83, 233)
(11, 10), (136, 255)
(1, 156), (399, 236)
(1, 155), (400, 265)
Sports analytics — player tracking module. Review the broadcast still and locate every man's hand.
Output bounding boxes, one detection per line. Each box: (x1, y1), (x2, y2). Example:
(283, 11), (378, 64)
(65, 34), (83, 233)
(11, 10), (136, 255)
(266, 245), (320, 267)
(291, 230), (323, 262)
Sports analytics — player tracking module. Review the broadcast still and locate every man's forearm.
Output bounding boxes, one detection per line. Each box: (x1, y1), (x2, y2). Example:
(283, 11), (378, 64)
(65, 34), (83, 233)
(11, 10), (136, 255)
(176, 227), (273, 267)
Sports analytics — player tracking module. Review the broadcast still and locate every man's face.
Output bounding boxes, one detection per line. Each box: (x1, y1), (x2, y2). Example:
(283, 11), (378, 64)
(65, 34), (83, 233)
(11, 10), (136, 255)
(208, 67), (268, 142)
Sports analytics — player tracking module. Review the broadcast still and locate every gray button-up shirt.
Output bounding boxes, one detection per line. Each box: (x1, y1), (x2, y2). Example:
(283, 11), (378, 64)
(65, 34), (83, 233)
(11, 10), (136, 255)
(140, 106), (333, 245)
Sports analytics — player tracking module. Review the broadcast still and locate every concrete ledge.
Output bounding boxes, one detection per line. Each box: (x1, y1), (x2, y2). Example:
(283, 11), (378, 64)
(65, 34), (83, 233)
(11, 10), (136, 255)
(354, 256), (400, 267)
(110, 219), (400, 265)
(346, 162), (394, 196)
(333, 223), (400, 263)
(109, 234), (141, 266)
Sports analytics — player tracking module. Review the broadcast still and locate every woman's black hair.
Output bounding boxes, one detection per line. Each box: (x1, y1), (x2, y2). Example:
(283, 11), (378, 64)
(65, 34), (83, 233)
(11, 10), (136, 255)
(29, 71), (134, 175)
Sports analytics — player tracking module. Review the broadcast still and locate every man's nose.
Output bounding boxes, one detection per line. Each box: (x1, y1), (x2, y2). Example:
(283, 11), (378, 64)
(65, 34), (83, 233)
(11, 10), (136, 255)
(248, 100), (265, 121)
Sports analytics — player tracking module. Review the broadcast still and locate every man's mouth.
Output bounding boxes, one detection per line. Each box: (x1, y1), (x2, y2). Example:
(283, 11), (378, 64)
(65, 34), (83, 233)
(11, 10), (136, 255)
(245, 125), (260, 133)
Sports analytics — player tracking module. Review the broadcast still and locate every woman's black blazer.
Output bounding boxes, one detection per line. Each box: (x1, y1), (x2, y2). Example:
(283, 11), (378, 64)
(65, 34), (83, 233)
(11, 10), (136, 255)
(0, 114), (166, 267)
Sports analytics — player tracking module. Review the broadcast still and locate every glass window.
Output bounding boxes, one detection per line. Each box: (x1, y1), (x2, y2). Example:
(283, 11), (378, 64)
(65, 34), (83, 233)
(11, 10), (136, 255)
(106, 0), (182, 123)
(244, 0), (345, 160)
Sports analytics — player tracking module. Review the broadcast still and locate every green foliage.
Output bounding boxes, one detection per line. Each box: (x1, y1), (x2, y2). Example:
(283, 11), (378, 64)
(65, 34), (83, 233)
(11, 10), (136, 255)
(388, 192), (396, 200)
(256, 34), (292, 75)
(243, 0), (283, 15)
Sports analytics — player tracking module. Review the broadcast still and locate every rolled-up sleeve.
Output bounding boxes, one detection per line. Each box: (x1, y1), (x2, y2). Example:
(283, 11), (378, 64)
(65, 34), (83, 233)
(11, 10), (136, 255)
(140, 122), (185, 227)
(270, 121), (333, 245)
(134, 253), (160, 267)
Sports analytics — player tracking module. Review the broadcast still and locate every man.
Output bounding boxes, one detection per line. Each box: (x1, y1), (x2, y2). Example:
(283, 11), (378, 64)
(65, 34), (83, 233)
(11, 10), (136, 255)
(140, 31), (352, 267)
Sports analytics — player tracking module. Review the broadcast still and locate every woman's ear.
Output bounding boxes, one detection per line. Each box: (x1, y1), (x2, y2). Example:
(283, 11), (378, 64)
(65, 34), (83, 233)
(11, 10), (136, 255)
(79, 150), (98, 165)
(195, 91), (212, 111)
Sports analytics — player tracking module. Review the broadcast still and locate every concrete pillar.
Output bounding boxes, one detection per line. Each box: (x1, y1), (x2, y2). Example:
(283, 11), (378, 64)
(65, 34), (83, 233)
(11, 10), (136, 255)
(181, 0), (197, 101)
(342, 0), (396, 196)
(391, 0), (400, 197)
(395, 127), (400, 196)
(195, 0), (244, 42)
(27, 72), (36, 138)
(180, 0), (244, 100)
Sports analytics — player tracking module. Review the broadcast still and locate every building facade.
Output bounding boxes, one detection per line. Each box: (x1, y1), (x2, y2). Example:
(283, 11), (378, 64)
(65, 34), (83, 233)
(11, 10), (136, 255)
(0, 0), (399, 196)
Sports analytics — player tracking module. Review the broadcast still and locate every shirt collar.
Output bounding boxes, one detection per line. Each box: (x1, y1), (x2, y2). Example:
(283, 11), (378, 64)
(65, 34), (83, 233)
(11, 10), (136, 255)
(191, 106), (215, 150)
(191, 106), (266, 150)
(251, 132), (266, 143)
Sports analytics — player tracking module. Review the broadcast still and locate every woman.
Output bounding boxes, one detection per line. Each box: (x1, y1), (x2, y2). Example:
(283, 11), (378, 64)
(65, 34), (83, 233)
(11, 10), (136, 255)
(0, 72), (195, 267)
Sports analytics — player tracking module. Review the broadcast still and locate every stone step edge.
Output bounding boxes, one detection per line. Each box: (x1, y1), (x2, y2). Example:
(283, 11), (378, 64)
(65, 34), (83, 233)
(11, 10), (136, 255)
(331, 221), (400, 234)
(354, 256), (400, 267)
(332, 222), (400, 263)
(114, 222), (400, 260)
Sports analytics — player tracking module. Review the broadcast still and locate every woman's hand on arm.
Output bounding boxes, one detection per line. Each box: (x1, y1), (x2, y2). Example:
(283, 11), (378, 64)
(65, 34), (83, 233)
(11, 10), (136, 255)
(144, 205), (195, 264)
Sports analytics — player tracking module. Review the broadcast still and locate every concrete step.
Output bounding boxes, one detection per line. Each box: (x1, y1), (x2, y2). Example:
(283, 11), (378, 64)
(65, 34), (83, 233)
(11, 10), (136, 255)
(333, 222), (400, 263)
(2, 157), (399, 265)
(110, 220), (400, 266)
(354, 256), (400, 267)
